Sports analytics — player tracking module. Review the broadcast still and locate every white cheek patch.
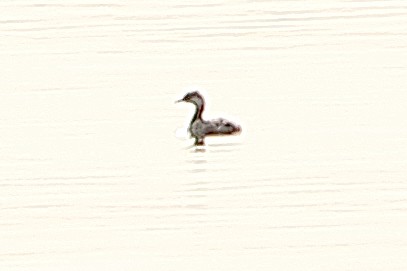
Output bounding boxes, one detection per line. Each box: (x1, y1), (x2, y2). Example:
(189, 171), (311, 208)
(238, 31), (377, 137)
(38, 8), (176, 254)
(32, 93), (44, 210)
(190, 96), (203, 107)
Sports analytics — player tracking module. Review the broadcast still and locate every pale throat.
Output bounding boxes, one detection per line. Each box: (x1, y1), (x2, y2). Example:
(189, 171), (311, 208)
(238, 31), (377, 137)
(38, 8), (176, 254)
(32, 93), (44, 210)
(190, 96), (205, 120)
(191, 96), (203, 108)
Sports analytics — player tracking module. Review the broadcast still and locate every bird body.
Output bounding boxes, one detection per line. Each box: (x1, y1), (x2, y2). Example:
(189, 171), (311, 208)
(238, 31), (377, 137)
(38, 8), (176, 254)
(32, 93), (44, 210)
(176, 91), (241, 145)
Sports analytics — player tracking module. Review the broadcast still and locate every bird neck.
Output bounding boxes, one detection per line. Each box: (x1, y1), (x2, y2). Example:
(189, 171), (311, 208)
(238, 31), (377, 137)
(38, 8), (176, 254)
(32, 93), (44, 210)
(192, 101), (204, 122)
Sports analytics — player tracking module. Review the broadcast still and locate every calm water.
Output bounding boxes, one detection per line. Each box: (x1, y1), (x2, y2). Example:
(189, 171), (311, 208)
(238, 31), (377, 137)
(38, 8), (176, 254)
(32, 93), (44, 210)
(1, 1), (407, 270)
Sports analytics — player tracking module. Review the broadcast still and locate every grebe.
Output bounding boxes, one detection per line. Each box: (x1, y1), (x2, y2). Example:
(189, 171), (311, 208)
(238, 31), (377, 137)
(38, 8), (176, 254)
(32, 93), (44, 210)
(176, 91), (241, 146)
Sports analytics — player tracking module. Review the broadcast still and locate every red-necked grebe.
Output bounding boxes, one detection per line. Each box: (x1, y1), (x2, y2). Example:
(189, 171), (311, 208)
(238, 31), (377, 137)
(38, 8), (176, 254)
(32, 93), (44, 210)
(176, 91), (241, 146)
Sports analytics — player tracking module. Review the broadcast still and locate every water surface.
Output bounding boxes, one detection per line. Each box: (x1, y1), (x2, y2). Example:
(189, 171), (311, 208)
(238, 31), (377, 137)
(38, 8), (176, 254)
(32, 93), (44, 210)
(1, 1), (407, 270)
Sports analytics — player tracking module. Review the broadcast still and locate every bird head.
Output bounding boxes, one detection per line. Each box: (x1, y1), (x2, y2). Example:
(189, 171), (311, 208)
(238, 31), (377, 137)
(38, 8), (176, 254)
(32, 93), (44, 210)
(175, 91), (204, 107)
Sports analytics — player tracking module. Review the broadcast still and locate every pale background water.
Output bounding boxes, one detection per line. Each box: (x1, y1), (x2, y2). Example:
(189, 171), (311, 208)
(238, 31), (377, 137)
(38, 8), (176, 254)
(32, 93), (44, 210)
(1, 1), (407, 270)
